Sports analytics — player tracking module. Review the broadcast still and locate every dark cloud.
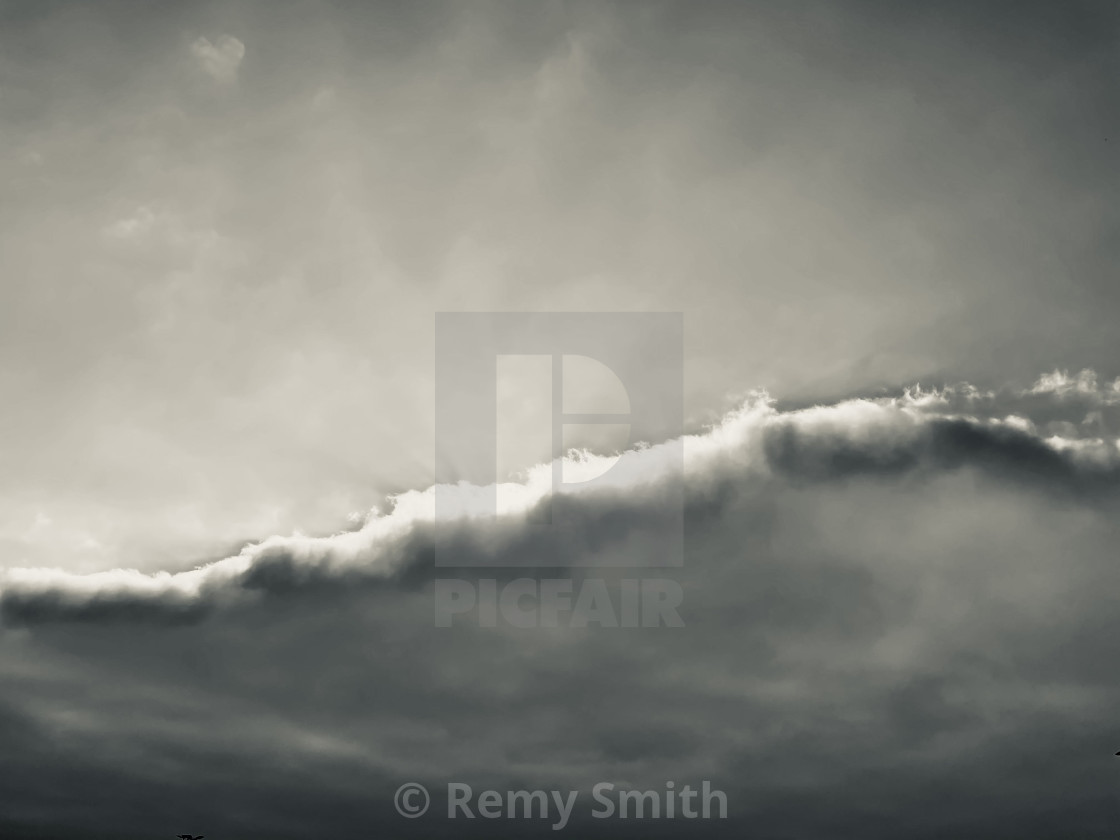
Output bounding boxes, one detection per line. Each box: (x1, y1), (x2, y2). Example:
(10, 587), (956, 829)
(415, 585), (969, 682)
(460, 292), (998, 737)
(1, 378), (1120, 837)
(2, 0), (1119, 836)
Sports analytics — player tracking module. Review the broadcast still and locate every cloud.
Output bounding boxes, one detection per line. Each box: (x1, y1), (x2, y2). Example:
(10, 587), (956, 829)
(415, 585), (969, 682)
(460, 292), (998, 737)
(5, 372), (1120, 626)
(190, 34), (245, 84)
(1, 374), (1120, 837)
(2, 0), (1118, 833)
(102, 205), (158, 240)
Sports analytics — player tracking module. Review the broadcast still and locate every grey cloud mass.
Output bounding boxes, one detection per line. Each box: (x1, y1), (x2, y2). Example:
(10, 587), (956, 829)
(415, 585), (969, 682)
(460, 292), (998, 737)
(4, 371), (1120, 625)
(3, 375), (1120, 838)
(2, 0), (1120, 838)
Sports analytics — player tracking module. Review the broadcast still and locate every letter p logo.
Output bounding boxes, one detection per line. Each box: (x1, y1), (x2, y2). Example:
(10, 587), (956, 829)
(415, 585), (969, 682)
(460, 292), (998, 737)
(434, 313), (683, 568)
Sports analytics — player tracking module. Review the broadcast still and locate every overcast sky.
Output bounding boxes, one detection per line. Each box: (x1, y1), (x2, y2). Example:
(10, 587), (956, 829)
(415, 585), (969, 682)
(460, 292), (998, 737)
(2, 1), (1120, 838)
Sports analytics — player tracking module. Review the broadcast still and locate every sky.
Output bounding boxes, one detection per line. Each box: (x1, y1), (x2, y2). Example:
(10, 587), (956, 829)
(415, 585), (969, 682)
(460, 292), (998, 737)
(1, 1), (1120, 837)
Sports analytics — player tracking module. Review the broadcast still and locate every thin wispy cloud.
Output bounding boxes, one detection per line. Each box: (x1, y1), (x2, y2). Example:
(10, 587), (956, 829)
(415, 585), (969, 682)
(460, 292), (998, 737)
(190, 34), (245, 84)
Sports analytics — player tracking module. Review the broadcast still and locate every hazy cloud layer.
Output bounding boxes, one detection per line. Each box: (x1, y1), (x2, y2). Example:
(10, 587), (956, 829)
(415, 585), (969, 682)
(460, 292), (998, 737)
(2, 0), (1119, 580)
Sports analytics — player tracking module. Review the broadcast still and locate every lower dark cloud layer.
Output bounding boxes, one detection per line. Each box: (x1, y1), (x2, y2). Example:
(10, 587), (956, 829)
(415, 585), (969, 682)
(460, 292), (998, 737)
(2, 378), (1120, 838)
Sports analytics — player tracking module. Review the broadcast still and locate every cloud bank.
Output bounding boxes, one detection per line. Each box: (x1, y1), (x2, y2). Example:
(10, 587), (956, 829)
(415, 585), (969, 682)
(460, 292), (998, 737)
(2, 372), (1120, 838)
(4, 369), (1120, 626)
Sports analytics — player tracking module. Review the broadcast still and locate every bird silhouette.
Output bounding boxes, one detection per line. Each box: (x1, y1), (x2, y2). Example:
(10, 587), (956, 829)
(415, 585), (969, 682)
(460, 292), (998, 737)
(176, 835), (204, 840)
